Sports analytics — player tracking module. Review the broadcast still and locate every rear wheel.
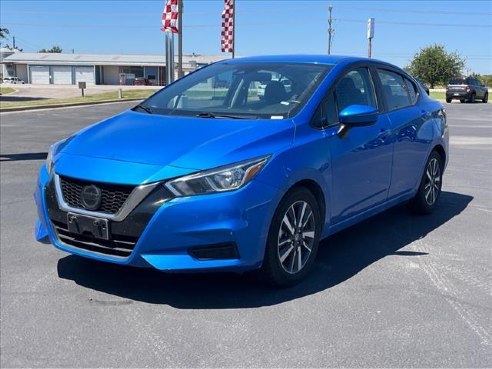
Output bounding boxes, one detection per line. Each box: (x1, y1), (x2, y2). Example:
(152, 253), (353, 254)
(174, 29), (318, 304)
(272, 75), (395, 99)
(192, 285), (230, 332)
(259, 187), (321, 287)
(446, 97), (452, 103)
(460, 99), (465, 103)
(483, 92), (488, 103)
(408, 151), (443, 215)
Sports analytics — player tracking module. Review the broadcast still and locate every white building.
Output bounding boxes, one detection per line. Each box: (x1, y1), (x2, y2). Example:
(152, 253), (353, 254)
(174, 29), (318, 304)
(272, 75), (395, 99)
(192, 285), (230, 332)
(1, 51), (225, 85)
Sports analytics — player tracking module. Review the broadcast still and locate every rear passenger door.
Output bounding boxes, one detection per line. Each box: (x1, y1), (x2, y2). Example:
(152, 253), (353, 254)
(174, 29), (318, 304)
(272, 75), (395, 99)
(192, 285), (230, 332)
(376, 68), (430, 199)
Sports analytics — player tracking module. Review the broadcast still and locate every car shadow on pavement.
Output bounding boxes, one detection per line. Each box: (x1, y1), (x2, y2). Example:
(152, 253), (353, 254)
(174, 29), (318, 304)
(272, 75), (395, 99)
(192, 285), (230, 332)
(57, 191), (472, 308)
(0, 152), (47, 161)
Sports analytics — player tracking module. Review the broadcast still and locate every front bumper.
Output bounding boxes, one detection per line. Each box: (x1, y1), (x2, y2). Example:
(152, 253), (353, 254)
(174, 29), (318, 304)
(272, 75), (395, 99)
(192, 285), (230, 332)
(34, 165), (283, 272)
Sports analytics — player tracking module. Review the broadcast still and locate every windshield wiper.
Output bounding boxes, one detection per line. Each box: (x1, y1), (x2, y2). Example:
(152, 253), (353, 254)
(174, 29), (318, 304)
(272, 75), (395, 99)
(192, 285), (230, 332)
(134, 104), (153, 114)
(196, 112), (254, 119)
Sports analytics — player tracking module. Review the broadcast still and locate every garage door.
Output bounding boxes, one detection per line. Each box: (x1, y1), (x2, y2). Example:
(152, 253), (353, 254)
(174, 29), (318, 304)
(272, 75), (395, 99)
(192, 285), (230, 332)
(30, 66), (50, 85)
(52, 66), (73, 85)
(74, 66), (95, 85)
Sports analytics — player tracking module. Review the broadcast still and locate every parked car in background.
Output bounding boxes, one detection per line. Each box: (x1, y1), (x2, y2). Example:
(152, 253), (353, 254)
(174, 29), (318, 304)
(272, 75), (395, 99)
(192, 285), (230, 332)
(35, 55), (448, 286)
(3, 76), (25, 84)
(446, 76), (488, 103)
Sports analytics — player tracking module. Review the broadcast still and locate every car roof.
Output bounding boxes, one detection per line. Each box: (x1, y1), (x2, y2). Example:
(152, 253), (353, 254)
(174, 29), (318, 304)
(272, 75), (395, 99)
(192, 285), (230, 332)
(220, 54), (391, 67)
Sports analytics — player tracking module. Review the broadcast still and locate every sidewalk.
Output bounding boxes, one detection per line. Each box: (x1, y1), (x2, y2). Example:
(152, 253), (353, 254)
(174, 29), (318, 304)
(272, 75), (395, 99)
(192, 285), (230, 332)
(1, 84), (160, 99)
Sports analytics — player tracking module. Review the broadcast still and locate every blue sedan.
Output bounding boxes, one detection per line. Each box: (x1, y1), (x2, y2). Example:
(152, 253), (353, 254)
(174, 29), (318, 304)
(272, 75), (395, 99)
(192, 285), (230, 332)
(34, 55), (449, 286)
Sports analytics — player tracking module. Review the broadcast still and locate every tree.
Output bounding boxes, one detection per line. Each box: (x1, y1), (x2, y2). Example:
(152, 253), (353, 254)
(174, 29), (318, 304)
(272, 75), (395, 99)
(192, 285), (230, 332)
(406, 44), (465, 88)
(38, 45), (63, 53)
(0, 27), (9, 39)
(480, 75), (492, 87)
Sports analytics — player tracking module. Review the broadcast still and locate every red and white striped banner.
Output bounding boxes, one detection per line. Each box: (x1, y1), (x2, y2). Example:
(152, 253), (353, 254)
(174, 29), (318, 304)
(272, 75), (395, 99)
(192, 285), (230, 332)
(221, 0), (234, 53)
(161, 0), (179, 33)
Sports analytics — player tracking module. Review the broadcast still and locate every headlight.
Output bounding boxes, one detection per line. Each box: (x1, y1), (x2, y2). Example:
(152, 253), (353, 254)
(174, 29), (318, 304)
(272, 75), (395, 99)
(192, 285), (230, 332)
(46, 139), (66, 175)
(165, 156), (270, 197)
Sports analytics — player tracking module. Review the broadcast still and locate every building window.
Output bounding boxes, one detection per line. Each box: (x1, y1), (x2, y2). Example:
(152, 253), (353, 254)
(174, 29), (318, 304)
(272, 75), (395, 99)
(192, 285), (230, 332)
(119, 66), (144, 78)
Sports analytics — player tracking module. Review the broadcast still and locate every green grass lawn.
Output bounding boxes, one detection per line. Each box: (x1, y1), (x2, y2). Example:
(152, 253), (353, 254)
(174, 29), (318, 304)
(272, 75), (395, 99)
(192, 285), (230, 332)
(0, 86), (16, 95)
(0, 89), (158, 109)
(429, 91), (446, 100)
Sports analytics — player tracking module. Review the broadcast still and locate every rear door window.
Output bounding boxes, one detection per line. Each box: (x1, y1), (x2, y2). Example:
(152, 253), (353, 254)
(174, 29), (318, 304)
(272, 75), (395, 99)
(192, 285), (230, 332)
(377, 69), (413, 111)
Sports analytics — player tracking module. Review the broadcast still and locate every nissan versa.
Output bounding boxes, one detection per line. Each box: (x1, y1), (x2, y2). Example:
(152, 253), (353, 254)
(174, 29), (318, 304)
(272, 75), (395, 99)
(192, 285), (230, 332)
(34, 55), (448, 286)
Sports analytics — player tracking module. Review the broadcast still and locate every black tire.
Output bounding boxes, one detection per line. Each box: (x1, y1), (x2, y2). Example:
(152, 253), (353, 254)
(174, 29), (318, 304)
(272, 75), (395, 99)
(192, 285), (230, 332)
(469, 93), (476, 103)
(446, 97), (452, 103)
(460, 99), (465, 103)
(483, 92), (488, 103)
(259, 187), (322, 287)
(408, 151), (443, 215)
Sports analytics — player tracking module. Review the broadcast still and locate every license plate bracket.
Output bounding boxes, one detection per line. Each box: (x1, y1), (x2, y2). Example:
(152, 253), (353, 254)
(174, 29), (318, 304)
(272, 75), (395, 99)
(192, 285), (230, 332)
(67, 213), (110, 240)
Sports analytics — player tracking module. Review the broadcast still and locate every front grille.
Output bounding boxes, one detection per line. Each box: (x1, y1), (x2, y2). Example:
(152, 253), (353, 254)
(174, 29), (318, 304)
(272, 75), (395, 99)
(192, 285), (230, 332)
(46, 177), (172, 259)
(60, 176), (135, 214)
(51, 219), (137, 258)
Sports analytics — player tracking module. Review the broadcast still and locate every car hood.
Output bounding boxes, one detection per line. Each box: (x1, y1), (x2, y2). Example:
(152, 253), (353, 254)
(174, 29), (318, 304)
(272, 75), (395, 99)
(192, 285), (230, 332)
(56, 110), (294, 184)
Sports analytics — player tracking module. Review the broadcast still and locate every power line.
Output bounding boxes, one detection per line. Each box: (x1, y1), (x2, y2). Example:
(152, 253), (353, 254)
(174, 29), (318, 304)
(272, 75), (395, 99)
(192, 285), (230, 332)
(7, 35), (45, 50)
(337, 18), (492, 28)
(2, 6), (491, 17)
(333, 5), (492, 17)
(4, 19), (491, 29)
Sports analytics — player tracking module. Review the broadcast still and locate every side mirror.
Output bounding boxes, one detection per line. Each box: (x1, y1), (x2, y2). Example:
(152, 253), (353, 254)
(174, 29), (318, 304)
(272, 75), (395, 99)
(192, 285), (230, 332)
(337, 105), (378, 137)
(339, 104), (378, 125)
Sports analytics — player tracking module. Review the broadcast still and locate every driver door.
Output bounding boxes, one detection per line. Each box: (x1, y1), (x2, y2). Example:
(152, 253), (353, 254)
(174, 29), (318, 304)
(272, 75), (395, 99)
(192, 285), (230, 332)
(323, 67), (393, 225)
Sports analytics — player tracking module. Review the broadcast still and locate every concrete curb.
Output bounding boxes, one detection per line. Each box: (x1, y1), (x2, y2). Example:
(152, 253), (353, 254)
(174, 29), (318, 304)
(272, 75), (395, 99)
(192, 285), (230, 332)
(0, 98), (144, 113)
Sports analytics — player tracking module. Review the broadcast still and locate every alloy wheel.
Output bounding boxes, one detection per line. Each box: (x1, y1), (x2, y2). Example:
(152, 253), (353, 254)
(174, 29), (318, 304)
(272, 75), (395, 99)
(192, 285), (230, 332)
(424, 157), (441, 206)
(277, 200), (316, 274)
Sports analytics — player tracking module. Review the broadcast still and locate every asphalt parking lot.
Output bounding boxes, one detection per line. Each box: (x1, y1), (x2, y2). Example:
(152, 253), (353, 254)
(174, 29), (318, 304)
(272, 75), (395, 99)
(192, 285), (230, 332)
(1, 101), (491, 367)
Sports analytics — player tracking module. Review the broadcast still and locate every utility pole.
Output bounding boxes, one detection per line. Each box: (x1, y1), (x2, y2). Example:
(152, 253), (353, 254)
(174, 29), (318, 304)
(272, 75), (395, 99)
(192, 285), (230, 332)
(367, 18), (375, 58)
(327, 5), (334, 55)
(13, 36), (16, 49)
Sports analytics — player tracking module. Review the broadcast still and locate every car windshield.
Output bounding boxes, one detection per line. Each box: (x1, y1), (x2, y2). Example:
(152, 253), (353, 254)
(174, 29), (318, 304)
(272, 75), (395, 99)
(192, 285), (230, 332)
(139, 62), (332, 119)
(449, 78), (466, 85)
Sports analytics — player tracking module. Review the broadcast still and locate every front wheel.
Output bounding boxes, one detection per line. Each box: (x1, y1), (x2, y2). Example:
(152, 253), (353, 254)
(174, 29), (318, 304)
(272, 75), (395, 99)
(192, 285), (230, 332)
(483, 92), (488, 103)
(408, 151), (443, 215)
(469, 93), (476, 103)
(259, 187), (321, 287)
(446, 97), (452, 103)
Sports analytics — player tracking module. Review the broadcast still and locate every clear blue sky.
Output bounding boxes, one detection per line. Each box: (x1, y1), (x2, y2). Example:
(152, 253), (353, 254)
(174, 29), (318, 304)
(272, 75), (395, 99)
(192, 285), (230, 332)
(1, 0), (491, 74)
